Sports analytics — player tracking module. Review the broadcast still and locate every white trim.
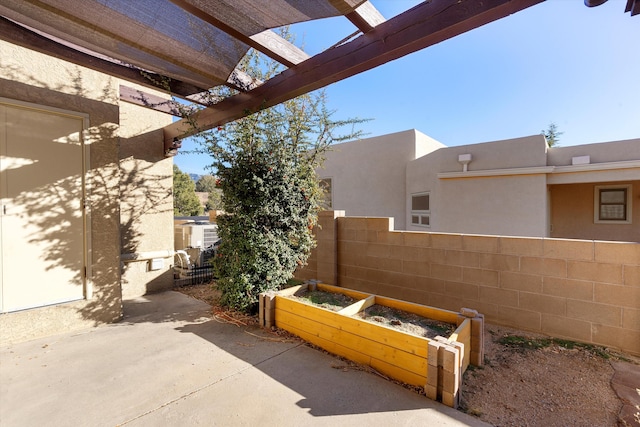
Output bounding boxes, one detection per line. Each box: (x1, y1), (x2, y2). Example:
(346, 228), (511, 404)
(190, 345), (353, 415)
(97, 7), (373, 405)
(438, 166), (554, 179)
(553, 160), (640, 174)
(438, 161), (640, 180)
(594, 184), (632, 224)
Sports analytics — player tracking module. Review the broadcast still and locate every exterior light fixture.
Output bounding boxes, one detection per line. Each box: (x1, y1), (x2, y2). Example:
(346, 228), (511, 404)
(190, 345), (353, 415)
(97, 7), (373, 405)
(458, 153), (472, 172)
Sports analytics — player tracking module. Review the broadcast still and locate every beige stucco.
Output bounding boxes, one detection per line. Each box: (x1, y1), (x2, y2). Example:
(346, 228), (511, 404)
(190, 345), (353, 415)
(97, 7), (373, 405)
(0, 40), (173, 343)
(118, 84), (174, 298)
(324, 130), (639, 241)
(550, 181), (640, 242)
(319, 129), (445, 229)
(407, 135), (549, 237)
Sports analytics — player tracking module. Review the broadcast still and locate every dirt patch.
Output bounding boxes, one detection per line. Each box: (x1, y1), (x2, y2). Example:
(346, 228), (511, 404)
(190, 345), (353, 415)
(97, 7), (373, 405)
(288, 289), (356, 311)
(175, 284), (637, 426)
(461, 325), (627, 427)
(356, 304), (456, 339)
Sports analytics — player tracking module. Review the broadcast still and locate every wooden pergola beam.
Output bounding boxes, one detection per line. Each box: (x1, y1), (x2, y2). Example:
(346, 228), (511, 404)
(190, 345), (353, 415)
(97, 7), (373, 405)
(170, 0), (310, 68)
(163, 0), (544, 148)
(345, 1), (386, 33)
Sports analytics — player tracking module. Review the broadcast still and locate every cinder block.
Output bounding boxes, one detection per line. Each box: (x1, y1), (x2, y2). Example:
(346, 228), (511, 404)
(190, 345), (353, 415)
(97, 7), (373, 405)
(462, 267), (499, 287)
(471, 351), (483, 367)
(444, 250), (479, 268)
(402, 260), (430, 277)
(442, 391), (459, 409)
(594, 241), (640, 265)
(544, 239), (594, 261)
(498, 306), (542, 330)
(462, 235), (499, 253)
(567, 261), (622, 285)
(542, 276), (593, 301)
(365, 217), (393, 231)
(425, 248), (446, 264)
(479, 253), (520, 272)
(478, 287), (518, 308)
(622, 308), (640, 331)
(520, 257), (567, 278)
(624, 265), (640, 287)
(431, 233), (463, 250)
(567, 300), (623, 327)
(429, 294), (463, 312)
(441, 344), (460, 373)
(377, 231), (404, 246)
(500, 237), (544, 256)
(591, 324), (640, 355)
(425, 384), (438, 400)
(427, 340), (444, 367)
(461, 307), (479, 318)
(519, 292), (566, 316)
(431, 264), (463, 282)
(471, 315), (484, 366)
(426, 364), (439, 388)
(541, 314), (592, 342)
(501, 272), (542, 293)
(594, 283), (639, 308)
(404, 231), (432, 248)
(442, 369), (458, 392)
(444, 281), (478, 299)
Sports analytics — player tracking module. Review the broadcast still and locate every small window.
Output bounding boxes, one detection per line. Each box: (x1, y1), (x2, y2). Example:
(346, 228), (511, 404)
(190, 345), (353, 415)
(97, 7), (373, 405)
(319, 178), (332, 209)
(594, 185), (632, 224)
(411, 192), (430, 227)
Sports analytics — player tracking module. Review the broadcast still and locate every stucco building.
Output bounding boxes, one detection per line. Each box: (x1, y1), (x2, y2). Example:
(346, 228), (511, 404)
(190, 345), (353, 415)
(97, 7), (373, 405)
(319, 129), (640, 242)
(1, 39), (175, 343)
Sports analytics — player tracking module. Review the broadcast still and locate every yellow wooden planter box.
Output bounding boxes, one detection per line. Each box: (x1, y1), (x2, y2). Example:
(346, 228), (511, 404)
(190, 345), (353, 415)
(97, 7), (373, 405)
(260, 283), (483, 408)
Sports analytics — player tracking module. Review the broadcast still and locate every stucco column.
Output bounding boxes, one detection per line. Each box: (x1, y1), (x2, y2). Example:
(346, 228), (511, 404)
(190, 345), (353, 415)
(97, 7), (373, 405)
(316, 210), (344, 285)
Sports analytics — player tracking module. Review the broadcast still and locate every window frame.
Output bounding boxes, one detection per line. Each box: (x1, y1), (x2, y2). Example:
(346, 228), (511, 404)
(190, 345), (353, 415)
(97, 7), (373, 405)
(594, 184), (632, 224)
(411, 192), (431, 228)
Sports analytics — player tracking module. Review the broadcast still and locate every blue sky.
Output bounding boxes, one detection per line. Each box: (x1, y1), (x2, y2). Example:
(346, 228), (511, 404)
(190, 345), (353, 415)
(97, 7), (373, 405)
(174, 0), (640, 176)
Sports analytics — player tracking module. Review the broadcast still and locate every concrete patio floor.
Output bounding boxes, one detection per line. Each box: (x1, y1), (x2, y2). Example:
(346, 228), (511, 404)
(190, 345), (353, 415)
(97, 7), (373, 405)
(1, 291), (489, 426)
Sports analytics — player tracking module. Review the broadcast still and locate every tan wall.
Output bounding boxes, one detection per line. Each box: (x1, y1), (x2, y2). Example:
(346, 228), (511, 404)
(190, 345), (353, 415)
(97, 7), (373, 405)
(118, 84), (174, 298)
(318, 129), (445, 230)
(548, 138), (640, 165)
(1, 40), (122, 342)
(407, 135), (550, 236)
(550, 181), (640, 242)
(300, 214), (640, 356)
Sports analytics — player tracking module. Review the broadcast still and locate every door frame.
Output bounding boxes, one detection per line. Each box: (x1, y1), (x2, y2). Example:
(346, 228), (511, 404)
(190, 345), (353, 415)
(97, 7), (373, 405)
(0, 97), (93, 308)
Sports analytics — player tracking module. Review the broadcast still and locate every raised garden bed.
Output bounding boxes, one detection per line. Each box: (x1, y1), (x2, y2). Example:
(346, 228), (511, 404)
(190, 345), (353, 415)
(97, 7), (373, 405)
(259, 283), (484, 408)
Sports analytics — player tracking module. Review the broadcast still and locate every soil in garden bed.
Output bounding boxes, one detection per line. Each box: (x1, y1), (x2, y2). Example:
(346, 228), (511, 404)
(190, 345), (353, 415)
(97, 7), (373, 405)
(288, 289), (356, 312)
(357, 304), (456, 339)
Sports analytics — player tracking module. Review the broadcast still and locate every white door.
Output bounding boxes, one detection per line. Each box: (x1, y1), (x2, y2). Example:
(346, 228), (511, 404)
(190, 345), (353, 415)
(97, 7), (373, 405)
(0, 101), (87, 312)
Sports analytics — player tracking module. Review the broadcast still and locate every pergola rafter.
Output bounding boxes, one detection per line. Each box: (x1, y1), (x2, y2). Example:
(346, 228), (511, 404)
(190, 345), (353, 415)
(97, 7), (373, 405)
(162, 0), (545, 149)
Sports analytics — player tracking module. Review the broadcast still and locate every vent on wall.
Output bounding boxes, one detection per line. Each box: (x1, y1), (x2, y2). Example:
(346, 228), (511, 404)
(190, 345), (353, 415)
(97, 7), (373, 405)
(572, 155), (590, 165)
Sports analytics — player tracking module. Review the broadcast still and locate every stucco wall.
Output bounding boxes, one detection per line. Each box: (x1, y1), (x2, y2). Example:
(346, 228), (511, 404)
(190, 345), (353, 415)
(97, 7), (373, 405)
(118, 85), (174, 298)
(1, 40), (122, 343)
(547, 138), (640, 165)
(551, 181), (640, 242)
(407, 135), (549, 236)
(318, 129), (444, 230)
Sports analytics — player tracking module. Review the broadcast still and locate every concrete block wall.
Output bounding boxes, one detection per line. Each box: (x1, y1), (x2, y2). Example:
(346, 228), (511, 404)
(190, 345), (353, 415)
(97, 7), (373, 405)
(300, 213), (640, 356)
